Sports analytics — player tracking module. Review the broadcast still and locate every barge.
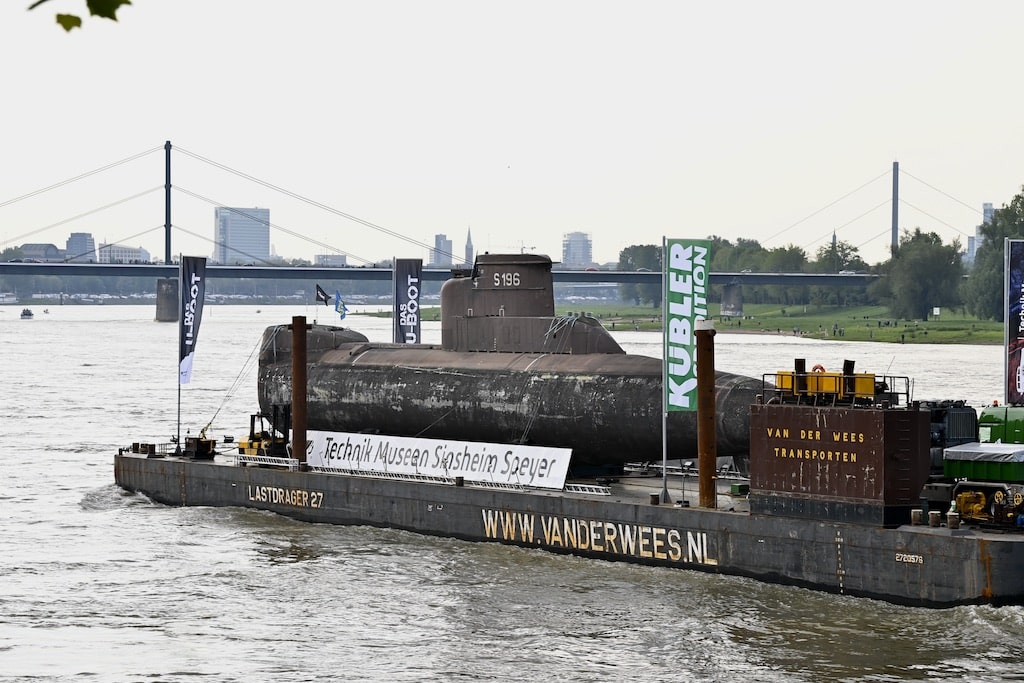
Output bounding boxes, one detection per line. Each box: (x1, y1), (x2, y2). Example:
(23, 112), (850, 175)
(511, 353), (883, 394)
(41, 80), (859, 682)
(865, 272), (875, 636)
(114, 253), (1024, 608)
(115, 370), (1024, 608)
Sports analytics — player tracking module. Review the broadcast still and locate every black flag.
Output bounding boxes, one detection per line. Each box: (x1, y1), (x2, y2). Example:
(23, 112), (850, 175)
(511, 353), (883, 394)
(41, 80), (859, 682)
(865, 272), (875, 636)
(393, 259), (422, 343)
(315, 284), (331, 306)
(179, 256), (207, 384)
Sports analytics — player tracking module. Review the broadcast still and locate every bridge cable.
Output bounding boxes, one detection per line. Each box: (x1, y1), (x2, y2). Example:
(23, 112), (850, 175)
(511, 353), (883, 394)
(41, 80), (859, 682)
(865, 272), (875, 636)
(199, 328), (276, 437)
(0, 146), (162, 209)
(899, 200), (972, 237)
(762, 169), (890, 245)
(172, 186), (374, 265)
(805, 199), (890, 253)
(61, 223), (166, 262)
(170, 224), (269, 266)
(900, 169), (985, 215)
(853, 226), (894, 253)
(1, 187), (164, 248)
(174, 146), (449, 259)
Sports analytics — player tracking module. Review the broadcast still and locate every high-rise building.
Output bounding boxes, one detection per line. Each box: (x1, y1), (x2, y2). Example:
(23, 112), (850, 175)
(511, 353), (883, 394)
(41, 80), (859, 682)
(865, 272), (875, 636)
(214, 207), (270, 264)
(66, 232), (96, 262)
(431, 233), (453, 267)
(966, 202), (995, 264)
(983, 202), (995, 225)
(465, 228), (474, 266)
(561, 231), (593, 268)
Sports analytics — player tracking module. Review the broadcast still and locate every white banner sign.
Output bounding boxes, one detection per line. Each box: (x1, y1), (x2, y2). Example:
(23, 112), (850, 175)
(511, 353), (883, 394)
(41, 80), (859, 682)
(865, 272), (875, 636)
(303, 430), (572, 489)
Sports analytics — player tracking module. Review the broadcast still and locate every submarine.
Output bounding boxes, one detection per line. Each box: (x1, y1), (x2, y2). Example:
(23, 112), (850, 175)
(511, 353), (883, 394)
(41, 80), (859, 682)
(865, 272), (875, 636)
(257, 253), (762, 472)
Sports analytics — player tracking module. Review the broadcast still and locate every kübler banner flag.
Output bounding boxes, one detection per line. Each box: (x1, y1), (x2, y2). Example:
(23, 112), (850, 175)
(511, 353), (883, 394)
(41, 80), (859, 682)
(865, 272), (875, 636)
(662, 238), (711, 412)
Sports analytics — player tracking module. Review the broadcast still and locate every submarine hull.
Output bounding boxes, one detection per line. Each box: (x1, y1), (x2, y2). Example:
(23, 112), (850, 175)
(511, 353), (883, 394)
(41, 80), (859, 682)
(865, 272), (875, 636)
(257, 329), (762, 469)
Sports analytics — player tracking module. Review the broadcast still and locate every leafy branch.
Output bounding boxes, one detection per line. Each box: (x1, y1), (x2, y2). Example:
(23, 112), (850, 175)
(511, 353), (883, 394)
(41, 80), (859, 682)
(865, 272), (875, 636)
(28, 0), (132, 31)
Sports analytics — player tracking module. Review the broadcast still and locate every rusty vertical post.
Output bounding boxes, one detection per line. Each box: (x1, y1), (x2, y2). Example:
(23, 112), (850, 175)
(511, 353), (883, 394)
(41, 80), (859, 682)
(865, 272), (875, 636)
(291, 315), (308, 467)
(696, 319), (717, 509)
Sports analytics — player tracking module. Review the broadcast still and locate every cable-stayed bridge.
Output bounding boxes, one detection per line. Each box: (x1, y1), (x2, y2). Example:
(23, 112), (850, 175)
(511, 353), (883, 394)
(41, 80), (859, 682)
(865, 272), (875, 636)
(1, 143), (976, 276)
(0, 261), (878, 287)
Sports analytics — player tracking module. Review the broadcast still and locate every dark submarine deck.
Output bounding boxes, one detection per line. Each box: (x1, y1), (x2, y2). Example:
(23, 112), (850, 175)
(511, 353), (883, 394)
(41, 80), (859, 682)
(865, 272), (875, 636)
(114, 448), (1024, 608)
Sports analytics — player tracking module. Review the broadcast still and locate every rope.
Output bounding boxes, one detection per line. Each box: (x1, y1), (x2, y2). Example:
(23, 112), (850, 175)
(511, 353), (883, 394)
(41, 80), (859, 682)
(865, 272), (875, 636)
(513, 313), (578, 444)
(199, 326), (282, 437)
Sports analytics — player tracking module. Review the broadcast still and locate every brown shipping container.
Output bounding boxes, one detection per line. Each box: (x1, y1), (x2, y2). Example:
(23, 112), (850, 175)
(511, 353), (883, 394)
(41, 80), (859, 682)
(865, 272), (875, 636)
(749, 404), (930, 505)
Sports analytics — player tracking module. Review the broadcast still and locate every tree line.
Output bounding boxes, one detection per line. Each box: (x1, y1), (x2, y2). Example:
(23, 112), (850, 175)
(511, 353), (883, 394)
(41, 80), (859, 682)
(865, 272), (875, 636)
(618, 185), (1024, 322)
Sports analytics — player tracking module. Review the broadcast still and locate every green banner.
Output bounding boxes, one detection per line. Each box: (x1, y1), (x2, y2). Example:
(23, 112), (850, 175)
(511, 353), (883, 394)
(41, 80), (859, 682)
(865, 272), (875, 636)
(663, 238), (711, 412)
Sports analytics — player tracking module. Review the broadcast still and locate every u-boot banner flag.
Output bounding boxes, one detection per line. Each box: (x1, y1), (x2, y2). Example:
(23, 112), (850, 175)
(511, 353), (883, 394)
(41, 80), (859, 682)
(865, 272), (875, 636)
(178, 256), (207, 384)
(393, 259), (422, 343)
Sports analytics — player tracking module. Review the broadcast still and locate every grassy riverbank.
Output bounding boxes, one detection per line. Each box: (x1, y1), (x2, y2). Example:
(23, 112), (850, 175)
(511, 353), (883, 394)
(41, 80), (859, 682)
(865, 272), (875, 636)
(580, 303), (1002, 344)
(381, 303), (1003, 345)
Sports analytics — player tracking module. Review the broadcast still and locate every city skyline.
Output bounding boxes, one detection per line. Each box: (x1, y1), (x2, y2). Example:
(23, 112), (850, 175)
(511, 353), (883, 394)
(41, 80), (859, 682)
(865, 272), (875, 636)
(5, 197), (999, 268)
(1, 2), (1023, 267)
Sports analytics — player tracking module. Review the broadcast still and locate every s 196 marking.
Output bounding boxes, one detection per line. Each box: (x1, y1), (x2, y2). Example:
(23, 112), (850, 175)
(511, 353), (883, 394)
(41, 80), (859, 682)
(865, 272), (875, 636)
(493, 272), (520, 287)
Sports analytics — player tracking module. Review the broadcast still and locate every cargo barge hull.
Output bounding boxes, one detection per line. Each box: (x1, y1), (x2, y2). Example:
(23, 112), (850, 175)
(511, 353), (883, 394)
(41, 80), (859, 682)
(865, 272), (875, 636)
(114, 452), (1024, 608)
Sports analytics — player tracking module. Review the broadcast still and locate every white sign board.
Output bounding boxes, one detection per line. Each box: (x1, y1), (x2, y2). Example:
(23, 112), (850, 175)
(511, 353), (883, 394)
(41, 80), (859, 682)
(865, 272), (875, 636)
(302, 430), (572, 489)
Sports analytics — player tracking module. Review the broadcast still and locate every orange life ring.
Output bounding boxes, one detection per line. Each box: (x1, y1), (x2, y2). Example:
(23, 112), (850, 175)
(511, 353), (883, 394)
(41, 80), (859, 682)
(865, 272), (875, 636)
(812, 363), (826, 373)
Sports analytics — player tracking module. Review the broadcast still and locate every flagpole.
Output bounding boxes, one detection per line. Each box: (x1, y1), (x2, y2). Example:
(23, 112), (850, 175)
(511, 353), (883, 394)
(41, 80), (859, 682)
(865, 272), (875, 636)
(175, 253), (182, 455)
(661, 236), (670, 503)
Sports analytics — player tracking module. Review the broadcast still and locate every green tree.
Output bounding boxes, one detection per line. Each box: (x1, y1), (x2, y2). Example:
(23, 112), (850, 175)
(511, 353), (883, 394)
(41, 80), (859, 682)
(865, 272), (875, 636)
(882, 228), (963, 320)
(617, 244), (662, 307)
(763, 245), (810, 305)
(763, 245), (807, 273)
(807, 239), (871, 305)
(28, 0), (131, 31)
(812, 239), (868, 274)
(708, 236), (765, 273)
(961, 188), (1024, 321)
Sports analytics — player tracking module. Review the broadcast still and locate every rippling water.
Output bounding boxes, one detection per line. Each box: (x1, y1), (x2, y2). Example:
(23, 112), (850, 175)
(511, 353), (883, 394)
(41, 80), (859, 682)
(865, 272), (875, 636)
(1, 304), (1019, 681)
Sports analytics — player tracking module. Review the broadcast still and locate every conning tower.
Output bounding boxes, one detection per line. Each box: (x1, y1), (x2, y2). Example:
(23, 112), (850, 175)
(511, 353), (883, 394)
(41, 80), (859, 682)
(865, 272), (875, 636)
(440, 253), (622, 354)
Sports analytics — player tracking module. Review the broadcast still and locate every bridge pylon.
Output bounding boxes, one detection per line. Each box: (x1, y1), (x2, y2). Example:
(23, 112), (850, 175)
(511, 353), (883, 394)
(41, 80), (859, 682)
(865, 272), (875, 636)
(155, 277), (178, 322)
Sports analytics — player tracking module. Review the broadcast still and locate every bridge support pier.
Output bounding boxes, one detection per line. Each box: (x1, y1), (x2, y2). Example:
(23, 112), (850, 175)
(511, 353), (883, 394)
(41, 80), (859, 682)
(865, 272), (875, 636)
(155, 278), (178, 322)
(720, 283), (743, 318)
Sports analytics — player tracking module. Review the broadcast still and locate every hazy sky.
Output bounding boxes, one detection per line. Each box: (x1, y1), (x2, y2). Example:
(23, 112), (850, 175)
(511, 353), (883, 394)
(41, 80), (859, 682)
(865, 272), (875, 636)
(2, 1), (1022, 266)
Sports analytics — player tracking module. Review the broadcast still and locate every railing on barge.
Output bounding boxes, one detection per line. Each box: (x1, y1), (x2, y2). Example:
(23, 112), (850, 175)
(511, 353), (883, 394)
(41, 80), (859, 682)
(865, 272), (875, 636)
(765, 359), (911, 408)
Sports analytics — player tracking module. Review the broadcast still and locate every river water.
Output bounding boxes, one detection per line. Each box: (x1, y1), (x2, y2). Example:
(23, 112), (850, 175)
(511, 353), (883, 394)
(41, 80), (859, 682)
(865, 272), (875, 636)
(1, 304), (1020, 682)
